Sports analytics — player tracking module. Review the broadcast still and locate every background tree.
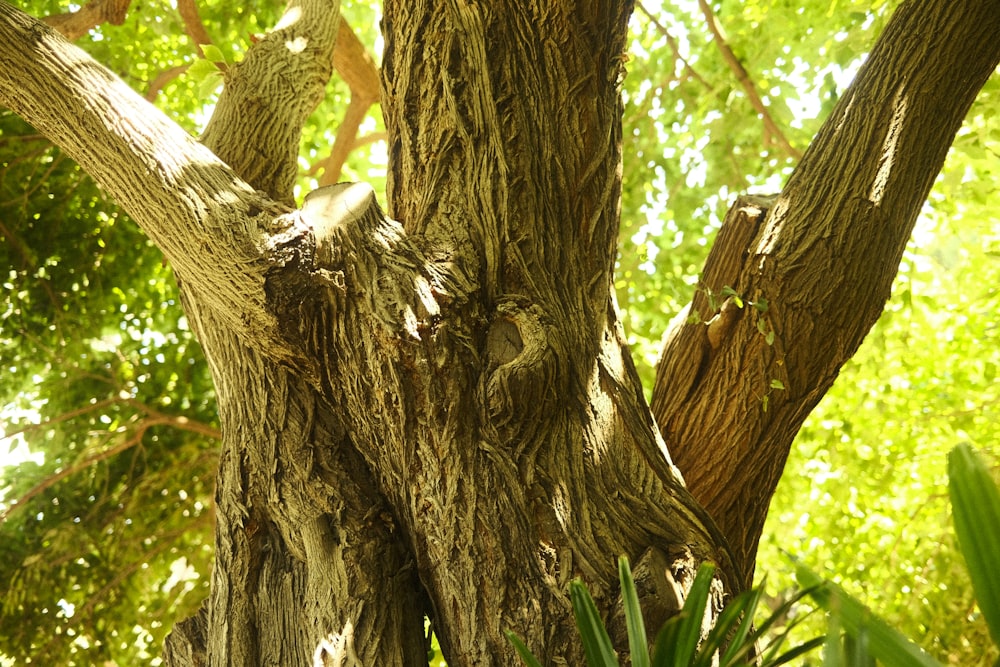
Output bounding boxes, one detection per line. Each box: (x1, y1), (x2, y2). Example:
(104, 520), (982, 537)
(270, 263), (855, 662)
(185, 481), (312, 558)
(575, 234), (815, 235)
(0, 0), (998, 665)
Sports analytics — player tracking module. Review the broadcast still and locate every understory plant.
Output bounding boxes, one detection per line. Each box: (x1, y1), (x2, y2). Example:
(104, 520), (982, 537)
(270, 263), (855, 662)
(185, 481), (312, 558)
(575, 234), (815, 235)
(507, 557), (823, 666)
(509, 443), (1000, 666)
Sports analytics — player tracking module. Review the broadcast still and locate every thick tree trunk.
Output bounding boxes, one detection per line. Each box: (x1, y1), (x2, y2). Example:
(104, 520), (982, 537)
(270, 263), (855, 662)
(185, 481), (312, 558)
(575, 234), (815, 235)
(1, 0), (998, 664)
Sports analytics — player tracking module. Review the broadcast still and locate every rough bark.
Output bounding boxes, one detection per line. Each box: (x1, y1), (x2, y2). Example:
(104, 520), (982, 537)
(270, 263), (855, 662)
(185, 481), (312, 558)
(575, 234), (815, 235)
(2, 0), (999, 664)
(376, 0), (734, 660)
(1, 1), (427, 664)
(651, 0), (1000, 587)
(174, 2), (428, 664)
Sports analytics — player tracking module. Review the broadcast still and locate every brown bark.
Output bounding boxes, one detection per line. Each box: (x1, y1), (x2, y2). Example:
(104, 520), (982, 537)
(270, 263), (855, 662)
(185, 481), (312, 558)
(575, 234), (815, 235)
(316, 16), (381, 185)
(377, 1), (732, 660)
(651, 0), (1000, 587)
(42, 0), (131, 41)
(171, 2), (429, 664)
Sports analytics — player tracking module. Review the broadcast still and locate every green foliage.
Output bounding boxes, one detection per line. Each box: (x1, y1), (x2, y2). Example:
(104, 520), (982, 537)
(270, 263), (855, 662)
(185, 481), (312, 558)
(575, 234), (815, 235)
(792, 443), (1000, 667)
(948, 443), (1000, 650)
(798, 565), (942, 667)
(509, 558), (823, 666)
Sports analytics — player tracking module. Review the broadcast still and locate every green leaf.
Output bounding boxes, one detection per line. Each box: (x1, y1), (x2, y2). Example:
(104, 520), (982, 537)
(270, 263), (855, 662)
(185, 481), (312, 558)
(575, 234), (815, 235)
(769, 379), (785, 390)
(186, 57), (221, 80)
(796, 565), (943, 667)
(200, 43), (228, 64)
(822, 605), (844, 667)
(698, 590), (752, 666)
(651, 614), (684, 667)
(721, 286), (744, 308)
(755, 585), (825, 666)
(715, 587), (762, 666)
(506, 630), (545, 667)
(764, 637), (826, 667)
(948, 442), (1000, 647)
(619, 557), (650, 667)
(197, 71), (224, 99)
(570, 579), (620, 667)
(651, 565), (716, 667)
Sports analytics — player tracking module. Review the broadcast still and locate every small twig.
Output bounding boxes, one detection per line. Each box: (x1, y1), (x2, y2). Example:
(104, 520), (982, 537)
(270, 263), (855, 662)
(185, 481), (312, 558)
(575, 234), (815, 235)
(636, 1), (714, 92)
(696, 0), (802, 160)
(0, 405), (219, 523)
(145, 64), (190, 101)
(176, 0), (215, 61)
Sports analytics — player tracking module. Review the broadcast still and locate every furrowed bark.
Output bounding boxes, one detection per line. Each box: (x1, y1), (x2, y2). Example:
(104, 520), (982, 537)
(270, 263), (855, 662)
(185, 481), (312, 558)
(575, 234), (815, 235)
(378, 1), (735, 661)
(165, 1), (428, 664)
(651, 0), (1000, 587)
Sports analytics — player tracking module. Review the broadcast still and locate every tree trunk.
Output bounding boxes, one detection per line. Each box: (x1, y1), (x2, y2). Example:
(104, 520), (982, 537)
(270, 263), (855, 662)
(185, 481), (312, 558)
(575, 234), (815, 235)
(1, 0), (998, 664)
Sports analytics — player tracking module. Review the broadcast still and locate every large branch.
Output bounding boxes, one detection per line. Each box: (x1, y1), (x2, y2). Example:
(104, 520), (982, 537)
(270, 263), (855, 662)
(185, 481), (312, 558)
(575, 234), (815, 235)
(156, 2), (430, 664)
(651, 0), (1000, 586)
(0, 4), (314, 369)
(199, 1), (339, 204)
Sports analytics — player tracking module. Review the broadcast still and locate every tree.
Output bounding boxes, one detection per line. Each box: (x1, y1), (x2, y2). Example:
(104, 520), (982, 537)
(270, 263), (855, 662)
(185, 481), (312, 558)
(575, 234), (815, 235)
(0, 0), (997, 664)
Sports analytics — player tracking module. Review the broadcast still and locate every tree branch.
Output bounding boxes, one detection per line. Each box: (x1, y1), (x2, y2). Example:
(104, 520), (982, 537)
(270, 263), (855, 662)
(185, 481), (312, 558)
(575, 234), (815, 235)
(696, 0), (802, 160)
(199, 0), (340, 204)
(314, 16), (381, 185)
(0, 4), (319, 373)
(0, 410), (218, 524)
(652, 0), (1000, 586)
(175, 0), (214, 60)
(42, 0), (131, 41)
(145, 64), (190, 101)
(635, 1), (713, 92)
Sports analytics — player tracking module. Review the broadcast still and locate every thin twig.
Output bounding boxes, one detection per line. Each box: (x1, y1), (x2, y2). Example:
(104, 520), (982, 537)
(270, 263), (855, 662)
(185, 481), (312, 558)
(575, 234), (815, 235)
(1, 408), (219, 523)
(696, 0), (802, 160)
(145, 64), (190, 101)
(635, 1), (714, 92)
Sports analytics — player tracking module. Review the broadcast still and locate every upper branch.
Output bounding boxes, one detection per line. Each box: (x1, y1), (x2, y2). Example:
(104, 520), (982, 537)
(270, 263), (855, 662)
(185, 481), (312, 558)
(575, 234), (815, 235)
(0, 4), (310, 372)
(42, 0), (131, 41)
(200, 0), (341, 204)
(651, 0), (1000, 585)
